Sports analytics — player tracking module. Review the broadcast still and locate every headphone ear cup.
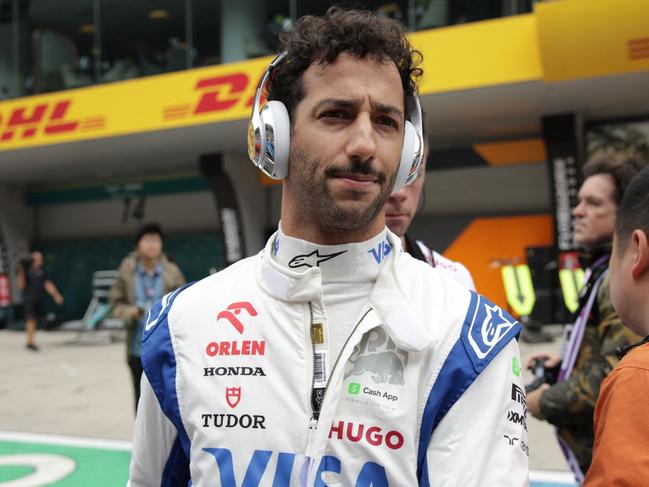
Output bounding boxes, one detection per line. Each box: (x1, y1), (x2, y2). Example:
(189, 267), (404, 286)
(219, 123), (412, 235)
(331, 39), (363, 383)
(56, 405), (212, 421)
(258, 101), (291, 179)
(393, 120), (422, 193)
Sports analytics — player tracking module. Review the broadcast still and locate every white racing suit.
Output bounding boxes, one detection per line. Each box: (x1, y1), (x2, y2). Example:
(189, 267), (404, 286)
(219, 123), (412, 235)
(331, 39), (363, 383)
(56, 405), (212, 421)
(129, 231), (529, 486)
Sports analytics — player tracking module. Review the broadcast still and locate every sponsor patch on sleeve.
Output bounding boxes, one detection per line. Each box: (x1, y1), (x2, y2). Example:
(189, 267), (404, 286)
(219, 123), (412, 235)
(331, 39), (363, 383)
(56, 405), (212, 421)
(461, 292), (521, 372)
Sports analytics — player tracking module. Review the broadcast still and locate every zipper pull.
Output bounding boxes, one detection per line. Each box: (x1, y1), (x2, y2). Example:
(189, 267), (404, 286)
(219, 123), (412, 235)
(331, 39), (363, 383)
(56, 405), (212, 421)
(309, 417), (318, 430)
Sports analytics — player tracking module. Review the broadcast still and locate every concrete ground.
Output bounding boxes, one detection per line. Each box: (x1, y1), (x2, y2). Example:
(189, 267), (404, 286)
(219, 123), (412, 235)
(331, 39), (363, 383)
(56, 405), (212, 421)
(0, 324), (571, 473)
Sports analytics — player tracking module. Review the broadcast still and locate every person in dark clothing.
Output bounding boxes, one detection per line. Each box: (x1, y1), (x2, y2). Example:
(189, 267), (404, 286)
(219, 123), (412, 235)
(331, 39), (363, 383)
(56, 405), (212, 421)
(16, 251), (64, 351)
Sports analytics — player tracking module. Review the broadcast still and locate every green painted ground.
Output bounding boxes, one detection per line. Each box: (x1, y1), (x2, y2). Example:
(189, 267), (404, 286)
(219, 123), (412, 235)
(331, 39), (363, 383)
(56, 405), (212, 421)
(0, 439), (129, 486)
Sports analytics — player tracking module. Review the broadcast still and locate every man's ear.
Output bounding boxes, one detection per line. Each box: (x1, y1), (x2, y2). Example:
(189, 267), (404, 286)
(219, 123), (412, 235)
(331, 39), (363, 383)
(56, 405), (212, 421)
(631, 230), (649, 280)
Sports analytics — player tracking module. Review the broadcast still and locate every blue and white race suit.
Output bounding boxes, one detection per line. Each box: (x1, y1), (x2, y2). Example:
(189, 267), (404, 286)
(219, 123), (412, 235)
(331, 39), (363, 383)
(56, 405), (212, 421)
(129, 230), (528, 486)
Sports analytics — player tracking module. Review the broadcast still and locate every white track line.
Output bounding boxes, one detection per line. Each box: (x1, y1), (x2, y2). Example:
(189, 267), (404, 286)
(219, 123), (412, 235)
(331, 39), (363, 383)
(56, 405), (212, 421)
(0, 431), (131, 451)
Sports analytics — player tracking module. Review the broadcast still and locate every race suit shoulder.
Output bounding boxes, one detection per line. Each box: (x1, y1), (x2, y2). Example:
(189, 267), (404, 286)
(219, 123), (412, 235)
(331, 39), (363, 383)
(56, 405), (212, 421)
(129, 232), (528, 486)
(410, 237), (476, 291)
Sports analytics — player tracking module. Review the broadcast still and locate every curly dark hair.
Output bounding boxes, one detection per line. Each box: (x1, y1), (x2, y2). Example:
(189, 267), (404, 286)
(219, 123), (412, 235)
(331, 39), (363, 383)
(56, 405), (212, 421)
(267, 7), (423, 121)
(582, 154), (649, 205)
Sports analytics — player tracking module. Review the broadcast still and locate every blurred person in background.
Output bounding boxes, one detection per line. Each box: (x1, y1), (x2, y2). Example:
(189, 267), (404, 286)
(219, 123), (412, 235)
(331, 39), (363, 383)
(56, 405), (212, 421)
(583, 166), (649, 486)
(110, 222), (185, 411)
(526, 155), (647, 482)
(384, 127), (476, 290)
(16, 251), (64, 351)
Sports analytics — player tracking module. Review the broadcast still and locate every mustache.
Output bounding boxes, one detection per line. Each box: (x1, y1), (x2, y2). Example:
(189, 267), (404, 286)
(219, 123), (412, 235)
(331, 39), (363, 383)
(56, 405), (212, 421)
(324, 159), (387, 184)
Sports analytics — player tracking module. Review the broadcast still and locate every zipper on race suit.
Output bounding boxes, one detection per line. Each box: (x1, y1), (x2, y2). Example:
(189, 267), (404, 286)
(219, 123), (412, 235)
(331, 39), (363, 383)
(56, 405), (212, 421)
(308, 301), (373, 424)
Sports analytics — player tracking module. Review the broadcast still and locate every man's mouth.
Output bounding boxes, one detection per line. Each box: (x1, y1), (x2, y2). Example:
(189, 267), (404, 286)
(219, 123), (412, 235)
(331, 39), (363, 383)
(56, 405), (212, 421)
(326, 162), (386, 186)
(329, 170), (381, 183)
(385, 210), (406, 218)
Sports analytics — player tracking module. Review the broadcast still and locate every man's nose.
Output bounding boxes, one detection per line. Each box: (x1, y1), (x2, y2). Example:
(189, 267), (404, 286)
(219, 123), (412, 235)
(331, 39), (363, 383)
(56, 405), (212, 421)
(345, 114), (377, 162)
(572, 201), (585, 217)
(388, 188), (407, 203)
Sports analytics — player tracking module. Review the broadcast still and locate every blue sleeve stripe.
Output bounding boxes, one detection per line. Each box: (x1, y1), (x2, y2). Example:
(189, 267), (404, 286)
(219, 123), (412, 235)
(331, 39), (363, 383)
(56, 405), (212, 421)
(141, 283), (195, 463)
(416, 292), (521, 482)
(161, 437), (190, 487)
(416, 335), (477, 481)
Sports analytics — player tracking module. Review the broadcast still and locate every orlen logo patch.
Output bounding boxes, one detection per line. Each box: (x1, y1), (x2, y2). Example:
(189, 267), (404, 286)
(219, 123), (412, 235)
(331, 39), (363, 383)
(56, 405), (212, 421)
(329, 420), (404, 450)
(206, 301), (266, 357)
(162, 72), (262, 121)
(0, 100), (105, 144)
(217, 301), (258, 334)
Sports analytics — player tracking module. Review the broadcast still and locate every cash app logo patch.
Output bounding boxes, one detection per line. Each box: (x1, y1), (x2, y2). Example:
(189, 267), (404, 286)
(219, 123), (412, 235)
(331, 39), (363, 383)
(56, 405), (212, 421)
(348, 383), (361, 395)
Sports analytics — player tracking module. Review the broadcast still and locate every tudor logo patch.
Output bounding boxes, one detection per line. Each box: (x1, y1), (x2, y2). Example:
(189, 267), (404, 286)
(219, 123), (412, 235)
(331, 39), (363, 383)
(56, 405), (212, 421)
(226, 387), (242, 409)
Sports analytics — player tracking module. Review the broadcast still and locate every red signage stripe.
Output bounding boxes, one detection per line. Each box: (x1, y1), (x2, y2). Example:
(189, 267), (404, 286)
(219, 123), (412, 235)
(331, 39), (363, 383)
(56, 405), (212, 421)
(628, 37), (649, 46)
(163, 109), (190, 114)
(163, 104), (191, 112)
(163, 114), (189, 121)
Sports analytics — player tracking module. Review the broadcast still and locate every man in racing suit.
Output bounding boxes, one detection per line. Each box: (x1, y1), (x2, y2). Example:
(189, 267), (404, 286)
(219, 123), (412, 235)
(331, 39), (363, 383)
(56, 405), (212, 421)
(129, 8), (528, 486)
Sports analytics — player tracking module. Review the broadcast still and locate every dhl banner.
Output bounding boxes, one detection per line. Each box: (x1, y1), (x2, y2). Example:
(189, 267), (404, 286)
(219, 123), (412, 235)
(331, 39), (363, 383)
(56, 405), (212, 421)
(0, 57), (270, 152)
(1, 0), (647, 152)
(536, 0), (649, 81)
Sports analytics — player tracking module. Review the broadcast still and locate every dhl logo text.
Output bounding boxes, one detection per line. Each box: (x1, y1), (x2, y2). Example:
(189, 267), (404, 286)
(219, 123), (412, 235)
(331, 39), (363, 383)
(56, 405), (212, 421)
(163, 71), (264, 121)
(0, 100), (105, 143)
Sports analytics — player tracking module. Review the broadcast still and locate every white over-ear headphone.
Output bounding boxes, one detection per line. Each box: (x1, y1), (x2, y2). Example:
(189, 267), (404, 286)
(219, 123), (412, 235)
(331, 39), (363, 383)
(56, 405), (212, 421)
(247, 50), (424, 192)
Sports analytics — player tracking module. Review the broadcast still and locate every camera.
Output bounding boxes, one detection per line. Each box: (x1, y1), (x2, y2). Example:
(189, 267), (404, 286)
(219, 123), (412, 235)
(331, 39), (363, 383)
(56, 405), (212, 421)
(525, 358), (560, 394)
(20, 256), (33, 272)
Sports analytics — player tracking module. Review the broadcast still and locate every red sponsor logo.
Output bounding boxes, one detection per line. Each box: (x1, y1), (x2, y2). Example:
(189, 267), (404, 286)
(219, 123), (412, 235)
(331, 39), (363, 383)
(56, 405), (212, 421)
(226, 386), (241, 408)
(205, 340), (266, 356)
(217, 301), (258, 334)
(628, 37), (649, 61)
(0, 100), (105, 143)
(329, 421), (404, 450)
(162, 71), (265, 121)
(207, 301), (265, 357)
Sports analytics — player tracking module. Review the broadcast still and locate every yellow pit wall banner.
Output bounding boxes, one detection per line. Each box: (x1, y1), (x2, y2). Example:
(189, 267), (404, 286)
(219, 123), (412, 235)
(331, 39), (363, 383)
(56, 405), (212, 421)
(0, 57), (271, 152)
(2, 0), (647, 153)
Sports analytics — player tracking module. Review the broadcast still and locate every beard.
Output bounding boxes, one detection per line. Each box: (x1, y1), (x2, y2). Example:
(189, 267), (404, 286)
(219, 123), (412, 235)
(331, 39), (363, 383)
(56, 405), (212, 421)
(287, 147), (395, 232)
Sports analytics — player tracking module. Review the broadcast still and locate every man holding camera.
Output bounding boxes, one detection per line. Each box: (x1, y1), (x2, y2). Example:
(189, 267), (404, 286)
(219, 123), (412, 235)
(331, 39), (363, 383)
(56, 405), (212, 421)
(526, 156), (646, 481)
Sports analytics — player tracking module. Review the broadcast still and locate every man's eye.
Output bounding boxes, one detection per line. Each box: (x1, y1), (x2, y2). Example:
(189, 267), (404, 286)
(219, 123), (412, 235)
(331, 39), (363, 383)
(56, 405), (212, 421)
(321, 110), (347, 120)
(376, 116), (398, 128)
